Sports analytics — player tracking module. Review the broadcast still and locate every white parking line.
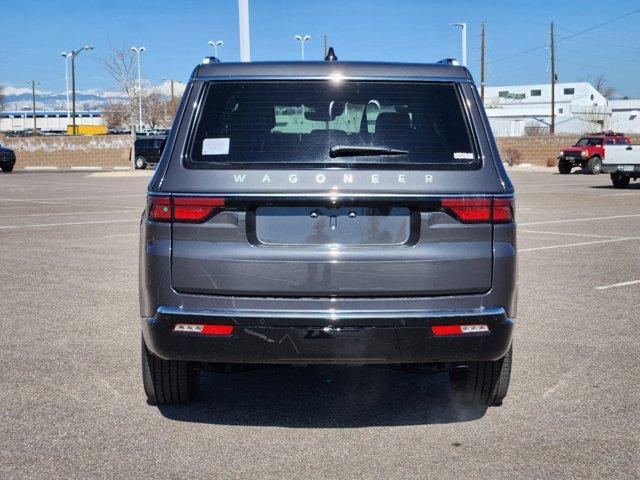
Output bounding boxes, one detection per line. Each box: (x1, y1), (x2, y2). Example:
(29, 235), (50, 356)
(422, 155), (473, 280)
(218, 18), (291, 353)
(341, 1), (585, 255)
(520, 235), (640, 252)
(0, 209), (139, 219)
(520, 213), (640, 226)
(103, 233), (139, 238)
(0, 219), (139, 230)
(0, 195), (142, 202)
(595, 280), (640, 290)
(519, 229), (622, 239)
(600, 192), (640, 197)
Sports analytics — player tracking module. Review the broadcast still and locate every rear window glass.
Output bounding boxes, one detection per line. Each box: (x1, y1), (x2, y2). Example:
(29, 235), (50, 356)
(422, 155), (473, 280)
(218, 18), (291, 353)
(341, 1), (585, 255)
(185, 81), (478, 169)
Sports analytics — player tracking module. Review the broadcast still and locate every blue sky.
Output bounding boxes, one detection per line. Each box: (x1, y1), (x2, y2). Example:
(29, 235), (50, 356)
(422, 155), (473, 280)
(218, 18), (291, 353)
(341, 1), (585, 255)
(2, 0), (640, 96)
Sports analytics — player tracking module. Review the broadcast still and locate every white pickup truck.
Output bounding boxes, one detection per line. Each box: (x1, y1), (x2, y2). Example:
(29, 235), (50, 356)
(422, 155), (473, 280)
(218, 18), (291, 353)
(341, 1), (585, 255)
(602, 144), (640, 188)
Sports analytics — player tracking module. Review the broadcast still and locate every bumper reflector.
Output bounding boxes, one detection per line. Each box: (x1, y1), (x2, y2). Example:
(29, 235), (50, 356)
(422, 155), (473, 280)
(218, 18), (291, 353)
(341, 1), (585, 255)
(431, 324), (489, 336)
(173, 324), (234, 336)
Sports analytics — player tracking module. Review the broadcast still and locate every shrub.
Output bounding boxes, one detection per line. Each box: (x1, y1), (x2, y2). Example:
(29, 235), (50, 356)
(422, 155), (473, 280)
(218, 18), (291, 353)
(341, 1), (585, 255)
(502, 148), (522, 166)
(545, 157), (556, 168)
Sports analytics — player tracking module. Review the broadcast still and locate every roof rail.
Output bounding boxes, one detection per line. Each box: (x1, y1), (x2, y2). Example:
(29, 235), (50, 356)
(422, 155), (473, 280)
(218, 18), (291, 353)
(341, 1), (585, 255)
(437, 58), (460, 66)
(202, 56), (222, 65)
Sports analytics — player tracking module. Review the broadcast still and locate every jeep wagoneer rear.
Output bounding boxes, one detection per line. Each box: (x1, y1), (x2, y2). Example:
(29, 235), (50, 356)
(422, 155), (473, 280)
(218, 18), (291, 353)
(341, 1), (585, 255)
(139, 60), (516, 406)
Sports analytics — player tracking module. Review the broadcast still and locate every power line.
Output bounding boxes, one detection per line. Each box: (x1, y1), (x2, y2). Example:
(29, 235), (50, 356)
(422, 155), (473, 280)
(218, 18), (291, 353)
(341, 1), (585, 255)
(481, 7), (640, 66)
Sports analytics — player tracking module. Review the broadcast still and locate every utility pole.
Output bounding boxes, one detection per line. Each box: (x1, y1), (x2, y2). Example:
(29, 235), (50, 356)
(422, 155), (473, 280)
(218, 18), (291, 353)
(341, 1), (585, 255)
(323, 35), (328, 58)
(28, 80), (40, 135)
(480, 22), (486, 103)
(550, 21), (556, 134)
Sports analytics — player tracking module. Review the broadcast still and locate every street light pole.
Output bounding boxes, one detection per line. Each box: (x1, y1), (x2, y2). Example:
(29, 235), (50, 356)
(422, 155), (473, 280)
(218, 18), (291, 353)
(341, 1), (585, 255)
(208, 40), (224, 58)
(70, 45), (94, 135)
(60, 52), (71, 121)
(131, 47), (146, 132)
(450, 22), (467, 67)
(27, 80), (41, 135)
(295, 35), (310, 60)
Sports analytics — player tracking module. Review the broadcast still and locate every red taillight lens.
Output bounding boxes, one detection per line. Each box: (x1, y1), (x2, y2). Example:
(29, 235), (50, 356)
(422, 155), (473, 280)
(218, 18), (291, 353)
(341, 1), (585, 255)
(147, 196), (225, 223)
(173, 197), (225, 223)
(173, 323), (234, 336)
(148, 196), (171, 222)
(441, 197), (514, 224)
(431, 324), (489, 336)
(493, 197), (515, 224)
(441, 197), (492, 223)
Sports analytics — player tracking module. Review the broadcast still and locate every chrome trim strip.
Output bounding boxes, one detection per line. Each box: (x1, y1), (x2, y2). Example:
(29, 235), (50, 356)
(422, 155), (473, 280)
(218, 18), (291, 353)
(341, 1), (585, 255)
(156, 306), (506, 320)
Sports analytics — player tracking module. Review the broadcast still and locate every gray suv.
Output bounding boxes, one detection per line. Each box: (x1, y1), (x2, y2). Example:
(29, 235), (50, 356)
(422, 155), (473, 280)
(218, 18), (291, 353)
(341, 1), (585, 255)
(139, 58), (516, 407)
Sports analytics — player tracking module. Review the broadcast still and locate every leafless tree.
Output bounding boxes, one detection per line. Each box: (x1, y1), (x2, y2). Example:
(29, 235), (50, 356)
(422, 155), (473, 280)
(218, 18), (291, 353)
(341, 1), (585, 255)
(0, 84), (5, 112)
(593, 75), (616, 99)
(102, 100), (130, 129)
(583, 105), (606, 132)
(101, 46), (137, 168)
(142, 92), (166, 129)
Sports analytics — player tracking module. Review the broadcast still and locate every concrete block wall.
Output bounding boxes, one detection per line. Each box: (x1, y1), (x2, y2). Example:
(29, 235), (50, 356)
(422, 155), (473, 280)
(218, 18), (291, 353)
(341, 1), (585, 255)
(0, 135), (133, 170)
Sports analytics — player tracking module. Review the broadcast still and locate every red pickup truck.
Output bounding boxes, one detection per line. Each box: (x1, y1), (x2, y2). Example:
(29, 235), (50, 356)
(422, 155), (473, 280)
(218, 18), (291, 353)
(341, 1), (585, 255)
(557, 132), (631, 175)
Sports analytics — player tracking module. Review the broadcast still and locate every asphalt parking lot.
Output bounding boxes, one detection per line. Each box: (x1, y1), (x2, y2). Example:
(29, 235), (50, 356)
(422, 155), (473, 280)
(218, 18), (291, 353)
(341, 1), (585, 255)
(1, 170), (639, 479)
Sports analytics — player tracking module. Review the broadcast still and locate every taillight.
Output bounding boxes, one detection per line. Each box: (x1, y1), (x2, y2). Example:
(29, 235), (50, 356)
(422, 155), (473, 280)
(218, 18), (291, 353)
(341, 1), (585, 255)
(173, 197), (225, 223)
(148, 196), (171, 222)
(441, 197), (491, 223)
(431, 324), (489, 336)
(441, 197), (514, 224)
(147, 196), (225, 223)
(173, 323), (234, 336)
(493, 197), (515, 224)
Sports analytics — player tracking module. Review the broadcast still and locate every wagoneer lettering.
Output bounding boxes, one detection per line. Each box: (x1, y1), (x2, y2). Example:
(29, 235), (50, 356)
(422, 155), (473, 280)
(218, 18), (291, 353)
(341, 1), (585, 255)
(140, 58), (516, 407)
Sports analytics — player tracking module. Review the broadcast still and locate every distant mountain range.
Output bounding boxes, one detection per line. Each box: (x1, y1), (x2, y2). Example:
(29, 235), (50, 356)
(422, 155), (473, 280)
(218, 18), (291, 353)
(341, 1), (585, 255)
(1, 80), (186, 112)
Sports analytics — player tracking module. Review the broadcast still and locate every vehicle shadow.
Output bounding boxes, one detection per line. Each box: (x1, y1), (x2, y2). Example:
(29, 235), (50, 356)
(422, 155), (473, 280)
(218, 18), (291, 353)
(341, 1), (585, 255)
(590, 184), (640, 190)
(158, 365), (487, 428)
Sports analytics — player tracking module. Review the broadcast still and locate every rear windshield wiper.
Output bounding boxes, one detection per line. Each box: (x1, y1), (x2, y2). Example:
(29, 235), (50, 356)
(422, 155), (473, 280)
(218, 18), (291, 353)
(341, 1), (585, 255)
(329, 145), (410, 158)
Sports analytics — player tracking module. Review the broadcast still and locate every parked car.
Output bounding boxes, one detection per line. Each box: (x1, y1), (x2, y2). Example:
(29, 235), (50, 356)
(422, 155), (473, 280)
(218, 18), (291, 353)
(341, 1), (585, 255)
(134, 135), (166, 169)
(0, 143), (16, 173)
(602, 142), (640, 188)
(557, 131), (631, 175)
(139, 55), (516, 407)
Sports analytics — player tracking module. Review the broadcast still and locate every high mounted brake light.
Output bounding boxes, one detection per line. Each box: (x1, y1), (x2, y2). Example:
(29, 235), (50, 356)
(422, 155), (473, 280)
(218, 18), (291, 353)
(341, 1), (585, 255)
(441, 197), (514, 224)
(147, 196), (225, 223)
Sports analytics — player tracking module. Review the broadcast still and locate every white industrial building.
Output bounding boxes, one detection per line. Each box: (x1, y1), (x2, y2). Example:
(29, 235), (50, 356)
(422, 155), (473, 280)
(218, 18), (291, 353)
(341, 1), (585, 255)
(608, 99), (640, 134)
(483, 82), (612, 136)
(0, 110), (103, 133)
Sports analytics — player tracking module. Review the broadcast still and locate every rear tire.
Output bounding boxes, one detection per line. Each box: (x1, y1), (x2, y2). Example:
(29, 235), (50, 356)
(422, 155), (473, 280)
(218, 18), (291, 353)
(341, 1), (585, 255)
(611, 172), (630, 189)
(587, 156), (602, 175)
(450, 344), (512, 407)
(1, 165), (14, 173)
(558, 161), (572, 174)
(141, 337), (200, 405)
(135, 156), (147, 170)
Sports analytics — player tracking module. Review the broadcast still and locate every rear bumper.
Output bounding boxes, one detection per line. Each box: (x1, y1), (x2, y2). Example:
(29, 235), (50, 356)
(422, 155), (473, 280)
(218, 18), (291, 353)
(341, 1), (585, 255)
(142, 306), (514, 364)
(602, 164), (640, 174)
